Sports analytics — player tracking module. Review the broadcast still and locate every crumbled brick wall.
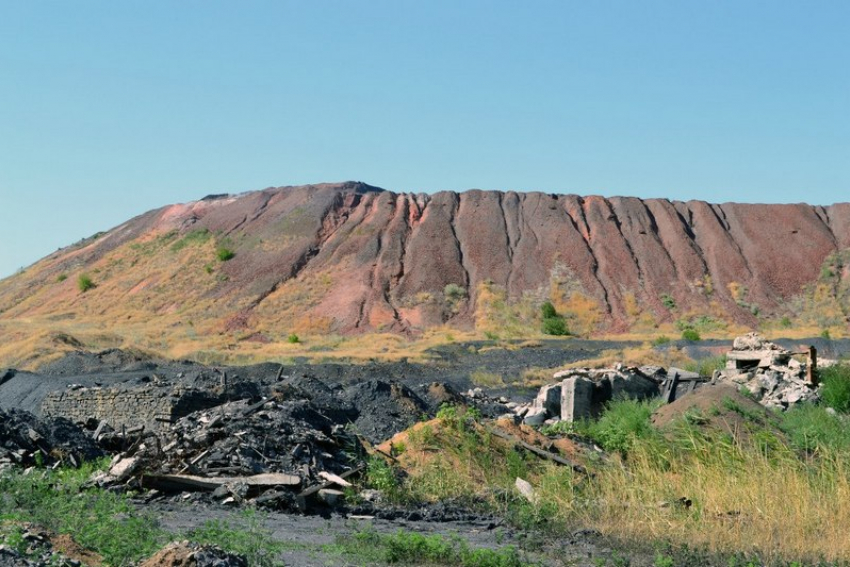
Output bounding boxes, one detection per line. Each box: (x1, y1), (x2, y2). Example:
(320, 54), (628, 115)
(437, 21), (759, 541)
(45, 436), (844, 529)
(41, 386), (223, 428)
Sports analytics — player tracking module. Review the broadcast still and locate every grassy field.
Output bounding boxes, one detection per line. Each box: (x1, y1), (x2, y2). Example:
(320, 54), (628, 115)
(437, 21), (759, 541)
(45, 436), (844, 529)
(363, 365), (850, 566)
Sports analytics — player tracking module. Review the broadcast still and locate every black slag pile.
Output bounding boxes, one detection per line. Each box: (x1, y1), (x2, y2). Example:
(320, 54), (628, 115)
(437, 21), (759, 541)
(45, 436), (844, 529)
(0, 408), (103, 470)
(94, 374), (466, 511)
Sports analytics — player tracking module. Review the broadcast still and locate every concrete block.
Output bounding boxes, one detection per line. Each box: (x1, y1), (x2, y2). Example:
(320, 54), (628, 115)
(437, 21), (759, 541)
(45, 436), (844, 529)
(532, 383), (562, 417)
(560, 377), (593, 422)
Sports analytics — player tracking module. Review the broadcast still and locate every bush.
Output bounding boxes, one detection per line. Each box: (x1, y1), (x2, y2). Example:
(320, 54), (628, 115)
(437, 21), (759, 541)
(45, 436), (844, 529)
(540, 302), (569, 336)
(660, 293), (677, 310)
(56, 273), (67, 282)
(542, 316), (568, 336)
(652, 335), (671, 346)
(77, 273), (95, 292)
(287, 333), (300, 344)
(819, 364), (850, 413)
(681, 328), (700, 341)
(216, 247), (235, 262)
(444, 283), (467, 302)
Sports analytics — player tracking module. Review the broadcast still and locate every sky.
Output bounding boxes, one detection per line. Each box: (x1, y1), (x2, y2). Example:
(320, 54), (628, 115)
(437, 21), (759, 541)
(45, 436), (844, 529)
(1, 1), (848, 278)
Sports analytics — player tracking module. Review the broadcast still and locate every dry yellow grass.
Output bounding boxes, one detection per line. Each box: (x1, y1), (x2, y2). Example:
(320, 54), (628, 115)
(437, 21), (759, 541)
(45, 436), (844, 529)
(383, 408), (850, 564)
(551, 441), (850, 563)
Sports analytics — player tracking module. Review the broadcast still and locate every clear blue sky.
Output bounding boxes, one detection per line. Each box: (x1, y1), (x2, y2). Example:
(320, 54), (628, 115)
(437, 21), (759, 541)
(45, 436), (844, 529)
(1, 1), (848, 278)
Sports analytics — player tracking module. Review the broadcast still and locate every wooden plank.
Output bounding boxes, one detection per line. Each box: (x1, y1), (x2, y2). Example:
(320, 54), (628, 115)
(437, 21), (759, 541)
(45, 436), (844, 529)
(487, 427), (586, 474)
(296, 464), (366, 511)
(318, 471), (352, 488)
(142, 472), (301, 492)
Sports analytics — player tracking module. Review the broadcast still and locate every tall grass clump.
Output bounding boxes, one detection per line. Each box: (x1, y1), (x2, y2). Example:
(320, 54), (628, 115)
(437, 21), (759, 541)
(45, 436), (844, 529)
(574, 398), (662, 456)
(819, 363), (850, 412)
(780, 404), (850, 453)
(684, 355), (727, 377)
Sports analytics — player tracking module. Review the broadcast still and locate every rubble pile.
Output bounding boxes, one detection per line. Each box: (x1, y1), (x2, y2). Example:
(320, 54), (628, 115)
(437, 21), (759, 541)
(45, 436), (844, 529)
(513, 365), (662, 425)
(85, 375), (484, 509)
(518, 334), (828, 424)
(0, 408), (103, 470)
(160, 397), (358, 478)
(714, 332), (819, 410)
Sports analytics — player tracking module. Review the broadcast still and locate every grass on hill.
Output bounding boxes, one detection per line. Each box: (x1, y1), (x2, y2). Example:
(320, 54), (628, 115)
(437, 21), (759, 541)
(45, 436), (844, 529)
(361, 378), (850, 566)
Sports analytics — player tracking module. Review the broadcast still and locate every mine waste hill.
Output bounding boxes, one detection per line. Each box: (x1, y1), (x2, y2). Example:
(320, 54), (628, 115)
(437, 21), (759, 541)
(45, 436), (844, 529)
(1, 181), (849, 367)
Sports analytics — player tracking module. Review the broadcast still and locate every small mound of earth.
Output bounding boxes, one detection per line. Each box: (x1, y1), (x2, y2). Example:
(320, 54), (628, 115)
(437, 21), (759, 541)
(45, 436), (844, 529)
(139, 541), (247, 567)
(343, 380), (430, 443)
(652, 384), (783, 442)
(38, 348), (158, 376)
(50, 534), (103, 567)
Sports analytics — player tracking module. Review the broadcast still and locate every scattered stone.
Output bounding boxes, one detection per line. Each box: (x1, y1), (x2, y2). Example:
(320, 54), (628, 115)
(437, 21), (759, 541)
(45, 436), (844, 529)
(514, 477), (536, 503)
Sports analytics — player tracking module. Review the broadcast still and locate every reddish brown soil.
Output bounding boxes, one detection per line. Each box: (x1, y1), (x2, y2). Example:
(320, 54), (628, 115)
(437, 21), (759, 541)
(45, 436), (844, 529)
(3, 182), (848, 335)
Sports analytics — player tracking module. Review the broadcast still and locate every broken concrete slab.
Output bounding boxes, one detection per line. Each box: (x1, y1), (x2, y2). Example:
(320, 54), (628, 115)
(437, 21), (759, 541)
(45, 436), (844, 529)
(560, 377), (593, 422)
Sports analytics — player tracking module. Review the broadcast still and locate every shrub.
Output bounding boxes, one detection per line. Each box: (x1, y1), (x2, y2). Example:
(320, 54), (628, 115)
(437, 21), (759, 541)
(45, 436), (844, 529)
(681, 328), (700, 341)
(444, 283), (467, 302)
(652, 335), (671, 346)
(821, 329), (832, 340)
(287, 333), (300, 344)
(542, 316), (568, 336)
(541, 302), (569, 336)
(819, 364), (850, 413)
(444, 284), (467, 313)
(660, 293), (677, 310)
(56, 273), (67, 282)
(216, 247), (235, 262)
(366, 456), (404, 502)
(77, 273), (95, 292)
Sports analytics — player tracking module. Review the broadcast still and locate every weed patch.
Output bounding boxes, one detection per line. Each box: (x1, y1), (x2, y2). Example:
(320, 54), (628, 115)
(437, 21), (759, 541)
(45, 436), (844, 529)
(0, 460), (166, 565)
(186, 509), (284, 567)
(170, 228), (212, 252)
(337, 528), (532, 566)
